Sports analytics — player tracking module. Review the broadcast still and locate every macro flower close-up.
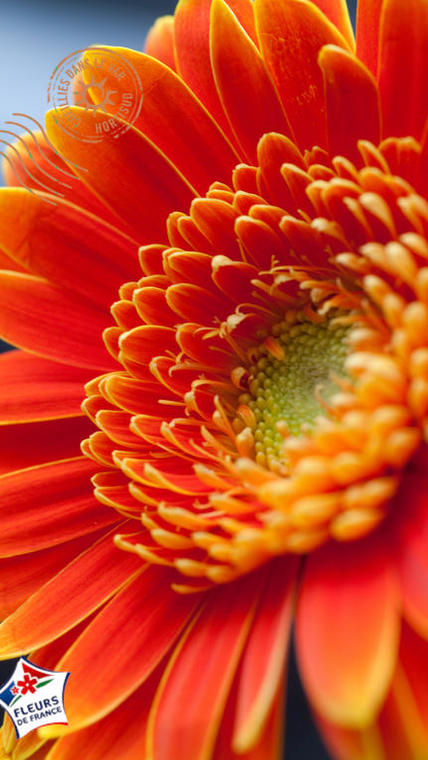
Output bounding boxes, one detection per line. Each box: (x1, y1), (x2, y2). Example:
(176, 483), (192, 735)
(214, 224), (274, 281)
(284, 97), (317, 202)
(0, 0), (427, 758)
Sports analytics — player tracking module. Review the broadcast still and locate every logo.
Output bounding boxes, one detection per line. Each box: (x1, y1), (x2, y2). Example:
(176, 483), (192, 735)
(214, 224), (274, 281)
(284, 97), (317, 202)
(0, 658), (70, 738)
(47, 46), (143, 142)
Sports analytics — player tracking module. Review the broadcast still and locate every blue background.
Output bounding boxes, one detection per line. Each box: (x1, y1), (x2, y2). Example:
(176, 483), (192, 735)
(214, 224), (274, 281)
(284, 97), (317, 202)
(0, 2), (358, 758)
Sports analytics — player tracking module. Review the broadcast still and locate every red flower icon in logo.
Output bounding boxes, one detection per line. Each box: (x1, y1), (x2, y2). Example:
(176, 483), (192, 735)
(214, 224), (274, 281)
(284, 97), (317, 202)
(11, 687), (19, 695)
(16, 674), (38, 695)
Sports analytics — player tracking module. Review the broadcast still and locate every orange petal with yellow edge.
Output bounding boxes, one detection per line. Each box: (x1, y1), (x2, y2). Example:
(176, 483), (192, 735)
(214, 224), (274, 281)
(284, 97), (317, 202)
(0, 351), (91, 423)
(319, 45), (380, 163)
(0, 525), (141, 656)
(254, 0), (350, 151)
(145, 16), (176, 70)
(210, 0), (291, 164)
(45, 108), (196, 243)
(296, 534), (400, 728)
(378, 0), (428, 140)
(0, 270), (115, 370)
(148, 570), (266, 760)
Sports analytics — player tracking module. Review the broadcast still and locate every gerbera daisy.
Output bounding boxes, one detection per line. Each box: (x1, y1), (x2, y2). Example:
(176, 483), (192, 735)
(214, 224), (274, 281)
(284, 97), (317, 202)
(0, 0), (427, 758)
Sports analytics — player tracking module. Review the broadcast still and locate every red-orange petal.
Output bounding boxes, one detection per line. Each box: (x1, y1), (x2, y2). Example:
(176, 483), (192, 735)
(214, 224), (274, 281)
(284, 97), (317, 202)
(378, 0), (428, 140)
(254, 0), (349, 151)
(0, 416), (94, 476)
(0, 270), (114, 370)
(84, 47), (239, 195)
(232, 557), (298, 752)
(0, 457), (118, 557)
(45, 669), (159, 760)
(0, 525), (142, 656)
(149, 571), (266, 760)
(45, 108), (196, 243)
(319, 45), (380, 163)
(2, 129), (125, 229)
(210, 0), (291, 164)
(0, 533), (104, 620)
(0, 188), (139, 308)
(296, 535), (400, 728)
(49, 568), (202, 733)
(355, 0), (383, 76)
(0, 351), (90, 423)
(313, 0), (354, 48)
(394, 473), (428, 639)
(174, 0), (257, 148)
(145, 16), (176, 70)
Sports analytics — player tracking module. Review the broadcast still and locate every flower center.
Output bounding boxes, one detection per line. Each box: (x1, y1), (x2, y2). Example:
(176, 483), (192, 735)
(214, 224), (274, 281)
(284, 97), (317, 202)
(243, 314), (349, 471)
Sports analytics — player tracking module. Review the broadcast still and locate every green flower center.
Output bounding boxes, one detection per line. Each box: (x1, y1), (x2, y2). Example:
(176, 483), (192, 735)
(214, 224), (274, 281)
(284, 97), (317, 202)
(245, 315), (349, 470)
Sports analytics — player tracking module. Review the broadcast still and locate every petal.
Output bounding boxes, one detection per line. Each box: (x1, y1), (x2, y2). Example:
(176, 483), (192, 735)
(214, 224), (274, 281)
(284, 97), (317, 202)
(0, 457), (118, 557)
(214, 680), (284, 760)
(0, 270), (114, 370)
(0, 350), (91, 423)
(232, 557), (298, 752)
(379, 622), (428, 759)
(145, 16), (176, 70)
(174, 0), (257, 147)
(255, 0), (349, 151)
(356, 0), (383, 76)
(45, 569), (202, 734)
(0, 188), (138, 308)
(394, 473), (428, 639)
(0, 533), (103, 619)
(296, 535), (400, 727)
(45, 108), (196, 243)
(0, 525), (141, 656)
(0, 416), (94, 476)
(319, 45), (381, 163)
(378, 0), (428, 140)
(45, 670), (159, 760)
(148, 571), (266, 760)
(2, 128), (126, 229)
(210, 0), (291, 164)
(312, 0), (354, 48)
(82, 47), (239, 195)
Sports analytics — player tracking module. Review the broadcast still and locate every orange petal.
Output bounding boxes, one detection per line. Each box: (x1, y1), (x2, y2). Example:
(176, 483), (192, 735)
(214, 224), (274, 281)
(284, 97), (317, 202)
(0, 188), (138, 308)
(174, 0), (257, 148)
(356, 0), (383, 76)
(315, 712), (385, 760)
(0, 416), (94, 476)
(232, 557), (298, 752)
(319, 45), (380, 163)
(148, 571), (266, 760)
(48, 569), (202, 733)
(145, 16), (176, 70)
(45, 668), (160, 760)
(0, 525), (141, 656)
(379, 622), (428, 759)
(83, 47), (239, 195)
(214, 679), (284, 760)
(394, 473), (428, 639)
(378, 0), (428, 140)
(0, 270), (114, 370)
(296, 535), (400, 727)
(45, 108), (196, 243)
(0, 457), (118, 557)
(0, 533), (103, 619)
(2, 129), (124, 229)
(0, 350), (91, 423)
(210, 0), (291, 164)
(254, 0), (349, 151)
(312, 0), (354, 48)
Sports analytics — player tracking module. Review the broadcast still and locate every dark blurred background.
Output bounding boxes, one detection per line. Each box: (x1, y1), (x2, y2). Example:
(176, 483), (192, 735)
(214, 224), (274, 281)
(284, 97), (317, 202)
(0, 1), (357, 757)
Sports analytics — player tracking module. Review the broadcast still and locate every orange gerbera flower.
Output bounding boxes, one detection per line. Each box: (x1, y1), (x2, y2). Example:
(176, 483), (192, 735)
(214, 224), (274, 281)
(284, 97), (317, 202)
(0, 0), (427, 758)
